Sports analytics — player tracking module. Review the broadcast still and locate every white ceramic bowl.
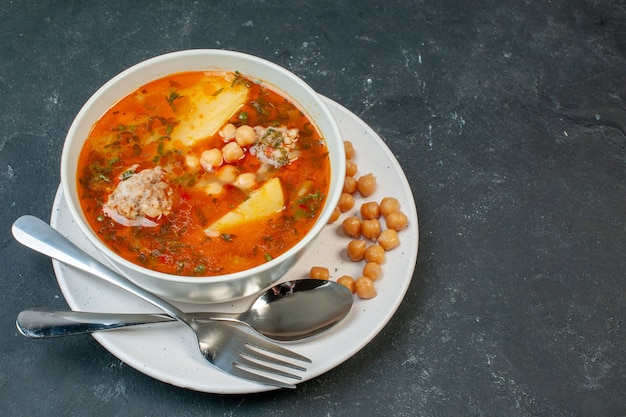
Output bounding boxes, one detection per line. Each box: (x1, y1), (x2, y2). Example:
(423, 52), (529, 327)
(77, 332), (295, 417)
(61, 49), (345, 303)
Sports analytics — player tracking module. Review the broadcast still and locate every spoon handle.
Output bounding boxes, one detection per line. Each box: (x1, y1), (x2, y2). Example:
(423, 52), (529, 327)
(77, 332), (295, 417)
(17, 308), (174, 338)
(12, 215), (188, 323)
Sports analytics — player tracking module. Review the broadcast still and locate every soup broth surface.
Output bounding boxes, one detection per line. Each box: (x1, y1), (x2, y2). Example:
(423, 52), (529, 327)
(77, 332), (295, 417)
(77, 71), (330, 276)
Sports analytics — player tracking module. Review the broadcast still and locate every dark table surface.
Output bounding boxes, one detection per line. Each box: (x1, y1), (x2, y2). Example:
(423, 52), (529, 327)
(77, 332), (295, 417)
(1, 1), (625, 416)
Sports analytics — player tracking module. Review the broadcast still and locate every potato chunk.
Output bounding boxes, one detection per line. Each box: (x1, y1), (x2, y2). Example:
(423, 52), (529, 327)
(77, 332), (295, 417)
(170, 76), (248, 147)
(204, 177), (284, 236)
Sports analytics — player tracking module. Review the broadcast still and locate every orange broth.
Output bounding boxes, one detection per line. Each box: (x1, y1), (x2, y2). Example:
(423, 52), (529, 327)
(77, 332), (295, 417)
(77, 71), (330, 276)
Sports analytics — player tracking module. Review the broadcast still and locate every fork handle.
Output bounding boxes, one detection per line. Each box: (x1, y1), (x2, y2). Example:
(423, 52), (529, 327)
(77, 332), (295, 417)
(12, 216), (189, 323)
(17, 308), (175, 338)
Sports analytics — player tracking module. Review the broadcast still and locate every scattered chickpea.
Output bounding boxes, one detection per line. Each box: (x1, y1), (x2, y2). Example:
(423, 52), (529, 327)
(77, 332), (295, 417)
(346, 160), (358, 177)
(221, 123), (237, 141)
(378, 229), (400, 251)
(357, 173), (377, 197)
(309, 266), (330, 280)
(337, 275), (356, 293)
(346, 239), (367, 261)
(322, 141), (409, 303)
(362, 262), (383, 281)
(385, 211), (408, 231)
(364, 244), (385, 264)
(343, 176), (358, 194)
(380, 197), (400, 217)
(200, 148), (223, 172)
(328, 206), (341, 223)
(337, 192), (355, 212)
(344, 140), (355, 159)
(355, 276), (377, 299)
(222, 142), (245, 163)
(361, 219), (381, 241)
(342, 216), (362, 238)
(360, 201), (381, 220)
(235, 125), (256, 146)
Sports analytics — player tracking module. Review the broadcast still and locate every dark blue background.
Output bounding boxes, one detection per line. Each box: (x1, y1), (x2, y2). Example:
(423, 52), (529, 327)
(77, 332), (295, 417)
(1, 1), (624, 416)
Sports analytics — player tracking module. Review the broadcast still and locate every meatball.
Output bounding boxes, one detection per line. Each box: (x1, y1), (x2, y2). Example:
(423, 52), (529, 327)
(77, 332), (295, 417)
(102, 166), (173, 227)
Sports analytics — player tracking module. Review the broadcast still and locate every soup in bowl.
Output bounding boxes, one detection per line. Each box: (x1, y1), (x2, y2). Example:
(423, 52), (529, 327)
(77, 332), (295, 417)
(61, 50), (345, 303)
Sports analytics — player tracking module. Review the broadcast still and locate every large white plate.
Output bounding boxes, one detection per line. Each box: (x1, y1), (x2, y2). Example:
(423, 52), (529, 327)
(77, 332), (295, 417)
(50, 96), (419, 394)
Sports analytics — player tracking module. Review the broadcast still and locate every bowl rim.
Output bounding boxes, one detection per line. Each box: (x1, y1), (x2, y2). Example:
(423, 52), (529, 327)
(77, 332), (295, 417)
(60, 48), (345, 286)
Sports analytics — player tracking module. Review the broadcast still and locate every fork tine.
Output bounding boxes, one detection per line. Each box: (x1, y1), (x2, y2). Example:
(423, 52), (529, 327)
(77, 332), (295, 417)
(238, 349), (306, 377)
(226, 365), (297, 389)
(235, 356), (303, 380)
(196, 321), (310, 388)
(240, 331), (312, 363)
(242, 346), (307, 372)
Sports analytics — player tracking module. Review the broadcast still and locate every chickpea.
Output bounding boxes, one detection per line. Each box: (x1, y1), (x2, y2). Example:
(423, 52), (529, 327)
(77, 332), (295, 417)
(222, 141), (245, 162)
(328, 206), (341, 224)
(362, 262), (383, 281)
(309, 266), (330, 280)
(200, 148), (223, 172)
(235, 125), (256, 146)
(355, 276), (377, 299)
(343, 176), (358, 194)
(337, 192), (355, 212)
(216, 165), (238, 184)
(380, 197), (400, 217)
(360, 201), (381, 220)
(346, 160), (358, 177)
(342, 216), (362, 238)
(357, 173), (377, 197)
(346, 239), (367, 262)
(185, 154), (200, 170)
(378, 229), (400, 251)
(337, 275), (356, 293)
(364, 244), (385, 264)
(361, 219), (381, 240)
(221, 123), (237, 141)
(204, 181), (223, 195)
(344, 140), (355, 159)
(233, 172), (256, 190)
(385, 211), (408, 231)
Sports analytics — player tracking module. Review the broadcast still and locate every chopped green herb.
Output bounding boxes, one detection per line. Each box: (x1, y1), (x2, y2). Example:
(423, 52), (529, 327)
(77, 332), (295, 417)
(167, 92), (180, 104)
(252, 100), (270, 116)
(97, 173), (111, 182)
(231, 71), (251, 87)
(107, 157), (121, 166)
(264, 252), (273, 262)
(221, 233), (234, 242)
(119, 168), (135, 181)
(193, 264), (207, 274)
(294, 191), (325, 219)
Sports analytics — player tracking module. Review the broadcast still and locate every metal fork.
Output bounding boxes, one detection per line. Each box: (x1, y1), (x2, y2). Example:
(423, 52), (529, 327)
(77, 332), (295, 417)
(12, 215), (310, 389)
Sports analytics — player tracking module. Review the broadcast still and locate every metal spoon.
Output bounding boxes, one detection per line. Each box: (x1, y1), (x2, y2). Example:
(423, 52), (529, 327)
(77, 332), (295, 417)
(17, 278), (353, 341)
